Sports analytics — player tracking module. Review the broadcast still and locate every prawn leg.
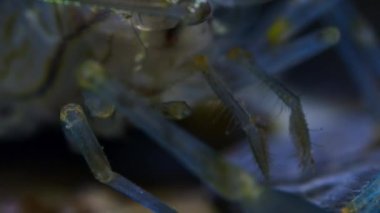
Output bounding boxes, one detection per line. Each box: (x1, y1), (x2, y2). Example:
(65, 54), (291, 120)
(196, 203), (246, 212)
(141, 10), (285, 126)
(60, 103), (177, 213)
(193, 55), (270, 179)
(66, 59), (327, 212)
(228, 48), (314, 169)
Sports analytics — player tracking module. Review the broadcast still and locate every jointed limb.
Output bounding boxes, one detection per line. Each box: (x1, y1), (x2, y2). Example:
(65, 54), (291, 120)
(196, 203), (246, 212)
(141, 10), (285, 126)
(60, 103), (177, 213)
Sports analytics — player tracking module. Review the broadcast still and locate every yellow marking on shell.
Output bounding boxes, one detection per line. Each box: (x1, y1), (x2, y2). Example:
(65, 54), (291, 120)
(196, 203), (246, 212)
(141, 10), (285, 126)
(266, 19), (290, 45)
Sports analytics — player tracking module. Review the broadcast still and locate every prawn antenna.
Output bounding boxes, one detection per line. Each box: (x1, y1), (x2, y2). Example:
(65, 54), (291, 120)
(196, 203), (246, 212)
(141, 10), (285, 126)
(60, 103), (177, 213)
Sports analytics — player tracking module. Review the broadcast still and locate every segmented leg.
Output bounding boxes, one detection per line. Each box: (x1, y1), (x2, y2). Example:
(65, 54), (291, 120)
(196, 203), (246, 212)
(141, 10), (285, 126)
(228, 48), (314, 170)
(193, 55), (270, 179)
(75, 60), (263, 201)
(74, 59), (326, 213)
(60, 103), (177, 213)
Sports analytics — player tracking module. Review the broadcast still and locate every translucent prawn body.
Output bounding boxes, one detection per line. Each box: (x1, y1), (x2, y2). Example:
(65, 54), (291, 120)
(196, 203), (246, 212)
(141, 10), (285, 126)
(2, 0), (380, 212)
